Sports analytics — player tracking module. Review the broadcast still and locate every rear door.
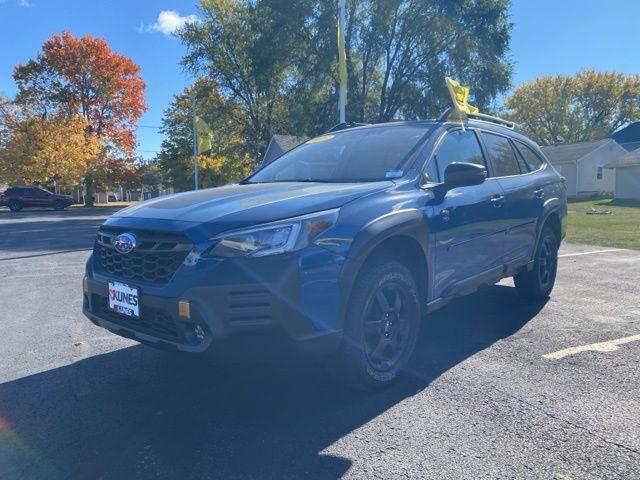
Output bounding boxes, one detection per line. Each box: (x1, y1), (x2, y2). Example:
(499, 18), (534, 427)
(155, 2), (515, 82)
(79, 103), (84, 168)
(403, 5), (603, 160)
(17, 188), (38, 207)
(26, 188), (50, 207)
(479, 132), (538, 264)
(428, 129), (507, 298)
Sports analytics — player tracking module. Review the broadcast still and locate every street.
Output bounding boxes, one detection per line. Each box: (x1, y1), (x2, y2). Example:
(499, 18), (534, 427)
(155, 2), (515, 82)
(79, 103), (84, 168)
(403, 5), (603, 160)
(1, 209), (639, 479)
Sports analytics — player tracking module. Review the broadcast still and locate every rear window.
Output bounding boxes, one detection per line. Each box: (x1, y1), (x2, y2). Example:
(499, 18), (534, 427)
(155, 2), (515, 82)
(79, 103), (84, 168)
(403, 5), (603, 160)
(515, 141), (545, 171)
(482, 132), (522, 177)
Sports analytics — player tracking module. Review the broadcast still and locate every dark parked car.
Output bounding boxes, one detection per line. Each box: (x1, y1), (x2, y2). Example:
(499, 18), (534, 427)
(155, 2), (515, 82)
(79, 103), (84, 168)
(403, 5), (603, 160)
(1, 186), (74, 211)
(83, 114), (567, 388)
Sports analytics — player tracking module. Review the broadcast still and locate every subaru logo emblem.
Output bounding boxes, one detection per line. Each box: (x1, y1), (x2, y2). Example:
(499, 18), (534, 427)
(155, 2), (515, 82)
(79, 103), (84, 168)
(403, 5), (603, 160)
(113, 233), (137, 254)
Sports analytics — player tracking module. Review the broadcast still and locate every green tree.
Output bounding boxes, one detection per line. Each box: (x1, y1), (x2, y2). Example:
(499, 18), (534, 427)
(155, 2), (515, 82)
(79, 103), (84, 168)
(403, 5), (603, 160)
(505, 70), (640, 145)
(156, 78), (253, 191)
(180, 0), (513, 156)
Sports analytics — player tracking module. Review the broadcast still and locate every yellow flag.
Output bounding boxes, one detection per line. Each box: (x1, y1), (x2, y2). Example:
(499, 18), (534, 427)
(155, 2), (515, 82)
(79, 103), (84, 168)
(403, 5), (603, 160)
(195, 116), (213, 154)
(337, 13), (347, 93)
(445, 77), (479, 115)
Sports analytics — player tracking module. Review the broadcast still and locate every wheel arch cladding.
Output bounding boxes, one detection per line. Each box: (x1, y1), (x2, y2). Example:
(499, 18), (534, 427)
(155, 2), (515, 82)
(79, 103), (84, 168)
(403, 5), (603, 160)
(339, 209), (431, 329)
(544, 211), (562, 245)
(355, 235), (428, 309)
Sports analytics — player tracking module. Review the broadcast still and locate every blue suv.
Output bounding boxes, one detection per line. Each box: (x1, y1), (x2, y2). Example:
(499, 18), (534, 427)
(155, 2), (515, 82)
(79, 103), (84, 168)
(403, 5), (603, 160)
(83, 114), (567, 388)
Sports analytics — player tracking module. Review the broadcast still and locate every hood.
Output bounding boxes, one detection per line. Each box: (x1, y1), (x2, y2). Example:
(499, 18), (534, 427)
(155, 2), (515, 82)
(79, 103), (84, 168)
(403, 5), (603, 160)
(113, 181), (391, 229)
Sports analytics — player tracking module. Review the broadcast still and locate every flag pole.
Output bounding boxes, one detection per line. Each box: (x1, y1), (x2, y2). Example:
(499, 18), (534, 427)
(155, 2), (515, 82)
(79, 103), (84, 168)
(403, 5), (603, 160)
(191, 89), (199, 191)
(338, 0), (347, 123)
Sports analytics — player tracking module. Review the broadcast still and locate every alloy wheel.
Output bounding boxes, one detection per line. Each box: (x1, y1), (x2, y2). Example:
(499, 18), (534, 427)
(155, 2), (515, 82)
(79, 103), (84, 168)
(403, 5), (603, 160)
(363, 283), (412, 373)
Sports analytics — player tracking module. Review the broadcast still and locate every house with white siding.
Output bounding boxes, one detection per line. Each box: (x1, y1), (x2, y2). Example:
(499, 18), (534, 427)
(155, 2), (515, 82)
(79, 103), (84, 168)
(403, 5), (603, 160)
(605, 142), (640, 200)
(603, 122), (640, 200)
(542, 139), (622, 198)
(541, 122), (640, 199)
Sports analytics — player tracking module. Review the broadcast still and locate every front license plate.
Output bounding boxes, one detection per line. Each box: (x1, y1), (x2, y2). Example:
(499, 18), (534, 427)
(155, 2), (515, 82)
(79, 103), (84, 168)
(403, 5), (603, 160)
(108, 281), (140, 318)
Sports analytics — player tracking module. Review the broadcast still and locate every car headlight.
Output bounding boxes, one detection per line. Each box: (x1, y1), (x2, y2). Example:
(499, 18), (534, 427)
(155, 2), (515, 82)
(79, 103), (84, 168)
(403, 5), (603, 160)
(208, 209), (339, 258)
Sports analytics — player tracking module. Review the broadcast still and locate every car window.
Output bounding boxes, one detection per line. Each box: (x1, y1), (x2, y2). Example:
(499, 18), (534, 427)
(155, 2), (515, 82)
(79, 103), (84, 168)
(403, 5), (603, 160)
(248, 124), (433, 183)
(433, 130), (485, 181)
(424, 157), (439, 183)
(514, 141), (544, 171)
(482, 132), (522, 177)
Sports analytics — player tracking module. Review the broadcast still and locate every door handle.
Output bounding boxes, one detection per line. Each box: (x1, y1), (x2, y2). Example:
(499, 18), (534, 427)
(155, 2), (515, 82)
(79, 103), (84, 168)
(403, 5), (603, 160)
(490, 194), (505, 207)
(533, 188), (544, 198)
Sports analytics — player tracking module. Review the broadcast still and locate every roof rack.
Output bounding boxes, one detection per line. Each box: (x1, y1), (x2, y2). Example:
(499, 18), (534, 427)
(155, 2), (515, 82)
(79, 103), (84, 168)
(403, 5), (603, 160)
(325, 122), (370, 133)
(438, 107), (519, 131)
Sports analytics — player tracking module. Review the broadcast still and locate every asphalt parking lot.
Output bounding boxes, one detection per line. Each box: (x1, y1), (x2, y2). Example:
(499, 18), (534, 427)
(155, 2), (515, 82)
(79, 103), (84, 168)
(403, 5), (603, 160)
(0, 209), (639, 480)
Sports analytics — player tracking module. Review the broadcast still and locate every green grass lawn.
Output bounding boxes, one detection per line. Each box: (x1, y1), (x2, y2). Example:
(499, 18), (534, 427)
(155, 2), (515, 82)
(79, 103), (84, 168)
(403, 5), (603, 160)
(567, 198), (640, 250)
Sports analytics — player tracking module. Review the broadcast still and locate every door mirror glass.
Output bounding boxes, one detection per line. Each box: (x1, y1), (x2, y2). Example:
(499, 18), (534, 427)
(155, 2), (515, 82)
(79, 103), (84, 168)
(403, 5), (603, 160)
(444, 162), (487, 188)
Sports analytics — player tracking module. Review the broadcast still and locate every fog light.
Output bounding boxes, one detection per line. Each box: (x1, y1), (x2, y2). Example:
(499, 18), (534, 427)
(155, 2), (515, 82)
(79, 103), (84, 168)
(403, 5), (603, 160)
(82, 275), (89, 293)
(178, 300), (191, 319)
(193, 325), (205, 343)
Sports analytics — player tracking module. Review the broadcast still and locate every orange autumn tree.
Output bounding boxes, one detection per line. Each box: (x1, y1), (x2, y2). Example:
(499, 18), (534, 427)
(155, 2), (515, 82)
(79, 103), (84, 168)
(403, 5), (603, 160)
(13, 31), (147, 205)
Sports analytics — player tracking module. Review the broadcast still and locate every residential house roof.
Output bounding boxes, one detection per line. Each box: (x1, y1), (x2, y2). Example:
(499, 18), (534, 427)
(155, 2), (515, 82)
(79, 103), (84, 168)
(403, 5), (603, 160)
(617, 140), (640, 153)
(261, 134), (307, 166)
(605, 142), (640, 168)
(610, 121), (640, 144)
(541, 139), (610, 165)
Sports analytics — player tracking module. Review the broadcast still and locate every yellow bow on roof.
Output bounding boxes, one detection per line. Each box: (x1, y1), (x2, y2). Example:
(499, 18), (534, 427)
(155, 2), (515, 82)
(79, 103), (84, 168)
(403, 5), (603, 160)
(445, 77), (479, 115)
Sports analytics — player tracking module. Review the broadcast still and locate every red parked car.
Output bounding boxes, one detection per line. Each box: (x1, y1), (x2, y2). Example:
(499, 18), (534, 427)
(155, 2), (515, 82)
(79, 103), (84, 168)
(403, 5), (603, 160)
(0, 186), (74, 212)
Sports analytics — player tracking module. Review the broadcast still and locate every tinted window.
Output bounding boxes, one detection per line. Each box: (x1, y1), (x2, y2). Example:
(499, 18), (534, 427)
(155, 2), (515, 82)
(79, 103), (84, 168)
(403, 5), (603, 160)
(482, 132), (522, 177)
(248, 125), (432, 183)
(433, 130), (485, 180)
(515, 141), (544, 171)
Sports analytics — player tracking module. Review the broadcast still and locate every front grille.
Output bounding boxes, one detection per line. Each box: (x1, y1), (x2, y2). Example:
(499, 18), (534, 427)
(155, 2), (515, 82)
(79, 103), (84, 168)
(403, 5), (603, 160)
(92, 294), (182, 341)
(94, 227), (192, 285)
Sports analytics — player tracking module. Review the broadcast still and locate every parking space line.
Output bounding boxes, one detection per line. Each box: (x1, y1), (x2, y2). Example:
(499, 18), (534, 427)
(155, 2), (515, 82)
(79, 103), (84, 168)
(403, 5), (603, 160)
(558, 249), (624, 258)
(543, 334), (640, 360)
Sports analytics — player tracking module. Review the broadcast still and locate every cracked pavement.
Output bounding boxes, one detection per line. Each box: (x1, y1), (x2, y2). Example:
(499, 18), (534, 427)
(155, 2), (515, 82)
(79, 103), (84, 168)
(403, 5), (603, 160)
(0, 209), (639, 479)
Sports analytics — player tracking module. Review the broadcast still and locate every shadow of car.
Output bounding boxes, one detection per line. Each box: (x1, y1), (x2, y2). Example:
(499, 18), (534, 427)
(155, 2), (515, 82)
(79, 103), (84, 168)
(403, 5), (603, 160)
(0, 285), (545, 480)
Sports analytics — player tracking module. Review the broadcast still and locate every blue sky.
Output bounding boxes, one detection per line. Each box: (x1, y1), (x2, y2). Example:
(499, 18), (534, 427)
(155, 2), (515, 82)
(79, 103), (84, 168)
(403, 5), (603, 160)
(1, 0), (639, 160)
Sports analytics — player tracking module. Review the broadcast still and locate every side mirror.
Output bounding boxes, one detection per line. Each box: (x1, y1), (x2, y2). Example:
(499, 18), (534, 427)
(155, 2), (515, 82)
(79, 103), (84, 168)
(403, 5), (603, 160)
(444, 162), (486, 188)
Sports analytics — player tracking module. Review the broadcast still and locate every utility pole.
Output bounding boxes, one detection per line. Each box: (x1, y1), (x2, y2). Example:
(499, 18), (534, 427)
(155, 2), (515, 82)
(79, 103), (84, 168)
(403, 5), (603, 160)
(191, 89), (199, 191)
(337, 0), (347, 123)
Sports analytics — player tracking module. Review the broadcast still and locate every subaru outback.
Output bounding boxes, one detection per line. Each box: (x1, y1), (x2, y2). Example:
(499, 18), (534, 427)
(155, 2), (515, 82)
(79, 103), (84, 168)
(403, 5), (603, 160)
(83, 113), (567, 388)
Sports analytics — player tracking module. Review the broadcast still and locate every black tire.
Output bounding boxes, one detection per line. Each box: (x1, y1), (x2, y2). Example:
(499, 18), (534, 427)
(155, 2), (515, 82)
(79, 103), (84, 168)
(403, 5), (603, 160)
(7, 200), (22, 212)
(334, 261), (421, 389)
(514, 226), (558, 300)
(52, 200), (66, 211)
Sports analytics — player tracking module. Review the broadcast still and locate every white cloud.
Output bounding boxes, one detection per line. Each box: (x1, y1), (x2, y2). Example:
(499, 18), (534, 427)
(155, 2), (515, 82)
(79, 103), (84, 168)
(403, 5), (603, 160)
(139, 10), (197, 37)
(0, 0), (32, 6)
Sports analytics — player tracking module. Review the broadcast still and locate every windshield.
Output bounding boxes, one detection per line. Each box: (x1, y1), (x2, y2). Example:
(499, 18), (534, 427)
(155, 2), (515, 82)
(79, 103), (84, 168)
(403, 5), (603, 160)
(247, 124), (433, 183)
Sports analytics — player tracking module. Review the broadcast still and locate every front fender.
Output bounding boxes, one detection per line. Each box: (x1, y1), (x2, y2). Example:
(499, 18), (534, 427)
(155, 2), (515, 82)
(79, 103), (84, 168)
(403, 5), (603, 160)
(336, 208), (431, 330)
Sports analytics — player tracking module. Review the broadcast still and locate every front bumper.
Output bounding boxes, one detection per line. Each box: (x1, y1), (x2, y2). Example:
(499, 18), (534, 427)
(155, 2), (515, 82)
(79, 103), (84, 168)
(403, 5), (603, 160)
(83, 242), (347, 355)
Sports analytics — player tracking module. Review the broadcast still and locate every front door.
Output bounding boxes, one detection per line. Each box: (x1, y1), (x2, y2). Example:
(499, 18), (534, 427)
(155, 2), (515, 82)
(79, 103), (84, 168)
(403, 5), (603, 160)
(426, 129), (507, 299)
